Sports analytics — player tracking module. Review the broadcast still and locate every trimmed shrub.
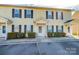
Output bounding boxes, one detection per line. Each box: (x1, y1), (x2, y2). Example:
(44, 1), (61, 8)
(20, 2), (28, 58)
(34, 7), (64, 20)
(16, 33), (26, 39)
(60, 32), (66, 37)
(7, 32), (26, 39)
(54, 32), (66, 37)
(7, 32), (17, 39)
(47, 32), (66, 37)
(28, 32), (36, 38)
(47, 32), (54, 37)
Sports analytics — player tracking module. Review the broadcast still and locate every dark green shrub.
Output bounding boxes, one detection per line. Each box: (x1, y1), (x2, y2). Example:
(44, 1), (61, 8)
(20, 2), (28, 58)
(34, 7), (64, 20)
(16, 33), (26, 39)
(47, 32), (54, 37)
(28, 32), (36, 38)
(47, 32), (66, 37)
(54, 32), (60, 37)
(8, 32), (26, 39)
(54, 32), (66, 37)
(7, 32), (18, 39)
(60, 32), (66, 37)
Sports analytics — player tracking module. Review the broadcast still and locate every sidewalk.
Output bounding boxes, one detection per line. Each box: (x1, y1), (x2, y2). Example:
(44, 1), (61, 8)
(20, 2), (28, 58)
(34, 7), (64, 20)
(0, 37), (79, 45)
(72, 35), (79, 39)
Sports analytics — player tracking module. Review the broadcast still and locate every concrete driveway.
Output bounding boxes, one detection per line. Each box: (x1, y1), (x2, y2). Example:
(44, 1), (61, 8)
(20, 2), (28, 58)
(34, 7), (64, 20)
(0, 39), (79, 55)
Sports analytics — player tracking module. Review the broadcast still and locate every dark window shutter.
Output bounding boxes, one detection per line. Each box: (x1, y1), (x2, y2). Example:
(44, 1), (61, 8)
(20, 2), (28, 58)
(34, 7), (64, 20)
(61, 12), (63, 20)
(31, 10), (33, 18)
(61, 25), (63, 32)
(24, 10), (26, 18)
(19, 9), (22, 18)
(46, 11), (48, 19)
(24, 25), (27, 33)
(12, 25), (14, 32)
(52, 12), (54, 19)
(31, 25), (33, 32)
(19, 25), (21, 33)
(47, 25), (48, 32)
(12, 9), (14, 18)
(56, 12), (58, 19)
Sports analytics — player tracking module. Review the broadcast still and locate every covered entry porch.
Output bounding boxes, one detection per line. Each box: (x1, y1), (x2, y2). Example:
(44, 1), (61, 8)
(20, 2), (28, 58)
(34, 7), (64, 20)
(0, 16), (12, 40)
(0, 20), (7, 40)
(34, 19), (47, 37)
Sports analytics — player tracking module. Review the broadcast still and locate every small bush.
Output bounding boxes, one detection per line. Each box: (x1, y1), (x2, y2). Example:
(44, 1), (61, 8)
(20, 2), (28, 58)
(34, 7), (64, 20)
(28, 32), (36, 38)
(60, 32), (66, 37)
(47, 32), (66, 37)
(16, 33), (26, 39)
(7, 32), (17, 39)
(47, 32), (54, 37)
(8, 32), (26, 39)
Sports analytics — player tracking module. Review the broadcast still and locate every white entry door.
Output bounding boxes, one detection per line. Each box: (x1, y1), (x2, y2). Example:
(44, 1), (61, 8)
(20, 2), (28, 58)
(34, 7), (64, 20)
(0, 26), (6, 38)
(37, 26), (46, 36)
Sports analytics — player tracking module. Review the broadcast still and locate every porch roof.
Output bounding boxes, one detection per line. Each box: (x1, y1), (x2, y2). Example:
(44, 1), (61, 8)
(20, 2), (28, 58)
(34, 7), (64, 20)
(64, 19), (73, 23)
(0, 16), (12, 24)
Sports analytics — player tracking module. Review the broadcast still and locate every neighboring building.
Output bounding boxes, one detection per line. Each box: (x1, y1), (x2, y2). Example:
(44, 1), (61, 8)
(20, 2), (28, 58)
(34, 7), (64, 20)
(72, 11), (79, 38)
(0, 4), (72, 40)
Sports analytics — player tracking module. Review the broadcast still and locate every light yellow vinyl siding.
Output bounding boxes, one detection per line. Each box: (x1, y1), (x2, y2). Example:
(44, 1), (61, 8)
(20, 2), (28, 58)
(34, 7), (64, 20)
(0, 5), (72, 34)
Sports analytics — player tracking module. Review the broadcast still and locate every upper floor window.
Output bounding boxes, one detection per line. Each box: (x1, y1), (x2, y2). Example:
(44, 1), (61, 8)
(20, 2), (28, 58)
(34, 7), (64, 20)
(56, 11), (63, 20)
(46, 11), (54, 19)
(24, 10), (33, 18)
(12, 9), (22, 18)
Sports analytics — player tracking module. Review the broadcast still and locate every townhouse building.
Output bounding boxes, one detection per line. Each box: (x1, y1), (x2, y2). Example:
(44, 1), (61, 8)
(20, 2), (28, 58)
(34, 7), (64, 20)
(0, 4), (72, 40)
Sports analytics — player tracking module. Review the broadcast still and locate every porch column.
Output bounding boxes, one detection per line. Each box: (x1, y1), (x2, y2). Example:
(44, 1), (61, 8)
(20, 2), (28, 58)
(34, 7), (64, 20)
(77, 24), (79, 37)
(70, 25), (73, 35)
(5, 21), (7, 40)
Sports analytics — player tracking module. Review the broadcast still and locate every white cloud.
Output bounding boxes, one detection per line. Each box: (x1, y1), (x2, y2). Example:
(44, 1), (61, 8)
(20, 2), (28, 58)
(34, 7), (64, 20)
(0, 0), (79, 8)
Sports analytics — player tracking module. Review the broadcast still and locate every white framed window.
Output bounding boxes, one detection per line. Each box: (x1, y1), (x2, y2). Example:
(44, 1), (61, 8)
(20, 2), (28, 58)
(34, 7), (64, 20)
(46, 11), (54, 19)
(47, 25), (52, 32)
(2, 26), (6, 33)
(57, 25), (64, 32)
(12, 9), (21, 18)
(58, 11), (61, 19)
(24, 10), (33, 18)
(58, 11), (63, 20)
(27, 25), (33, 32)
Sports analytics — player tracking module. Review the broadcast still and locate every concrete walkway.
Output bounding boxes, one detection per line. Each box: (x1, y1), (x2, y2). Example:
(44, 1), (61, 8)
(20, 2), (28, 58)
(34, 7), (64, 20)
(0, 37), (79, 45)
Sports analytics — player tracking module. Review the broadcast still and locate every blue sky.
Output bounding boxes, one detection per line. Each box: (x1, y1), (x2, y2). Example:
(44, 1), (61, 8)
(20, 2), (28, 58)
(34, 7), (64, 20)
(0, 0), (79, 8)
